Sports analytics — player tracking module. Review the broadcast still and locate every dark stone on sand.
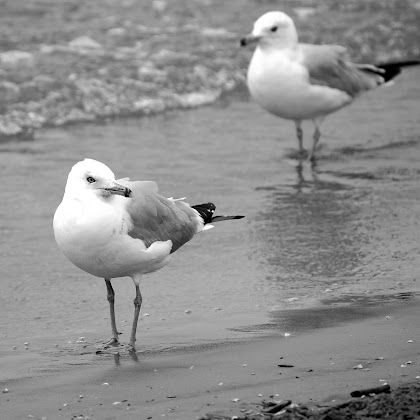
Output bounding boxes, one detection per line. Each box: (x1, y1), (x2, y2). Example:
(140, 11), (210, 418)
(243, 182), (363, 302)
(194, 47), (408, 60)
(263, 400), (292, 414)
(200, 383), (420, 420)
(350, 383), (391, 398)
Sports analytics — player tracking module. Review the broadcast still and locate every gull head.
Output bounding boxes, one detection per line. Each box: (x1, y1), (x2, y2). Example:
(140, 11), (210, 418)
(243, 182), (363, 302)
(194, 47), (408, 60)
(240, 11), (297, 49)
(63, 158), (132, 199)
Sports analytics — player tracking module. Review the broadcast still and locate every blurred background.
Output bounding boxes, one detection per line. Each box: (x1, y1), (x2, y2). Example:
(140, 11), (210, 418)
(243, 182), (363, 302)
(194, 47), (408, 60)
(0, 0), (419, 137)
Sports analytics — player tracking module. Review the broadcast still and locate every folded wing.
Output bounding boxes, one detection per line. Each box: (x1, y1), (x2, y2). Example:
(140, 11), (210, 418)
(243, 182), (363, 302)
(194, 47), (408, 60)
(300, 44), (384, 97)
(123, 180), (201, 253)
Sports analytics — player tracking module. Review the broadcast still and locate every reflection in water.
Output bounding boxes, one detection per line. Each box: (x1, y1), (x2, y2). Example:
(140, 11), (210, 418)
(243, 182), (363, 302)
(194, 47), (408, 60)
(252, 163), (368, 305)
(1, 89), (419, 354)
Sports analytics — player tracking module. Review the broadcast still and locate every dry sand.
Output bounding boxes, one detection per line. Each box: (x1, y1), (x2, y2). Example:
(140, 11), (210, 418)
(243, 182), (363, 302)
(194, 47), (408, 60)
(1, 299), (419, 419)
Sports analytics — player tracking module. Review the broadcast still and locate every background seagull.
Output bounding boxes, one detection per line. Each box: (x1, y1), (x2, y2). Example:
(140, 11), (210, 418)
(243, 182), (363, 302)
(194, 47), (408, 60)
(241, 11), (419, 162)
(53, 159), (244, 351)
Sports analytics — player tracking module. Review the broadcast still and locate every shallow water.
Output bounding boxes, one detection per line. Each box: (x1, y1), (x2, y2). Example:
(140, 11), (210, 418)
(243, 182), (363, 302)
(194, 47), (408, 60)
(0, 67), (420, 355)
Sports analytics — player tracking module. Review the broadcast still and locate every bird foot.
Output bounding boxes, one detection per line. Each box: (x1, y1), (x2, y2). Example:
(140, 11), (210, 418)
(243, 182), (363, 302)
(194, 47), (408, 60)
(103, 337), (120, 347)
(299, 149), (309, 159)
(309, 154), (318, 168)
(128, 345), (139, 361)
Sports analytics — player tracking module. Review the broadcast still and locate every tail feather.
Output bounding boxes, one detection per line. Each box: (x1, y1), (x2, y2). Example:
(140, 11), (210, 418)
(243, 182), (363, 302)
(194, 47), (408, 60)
(212, 215), (245, 222)
(191, 202), (244, 225)
(375, 59), (420, 82)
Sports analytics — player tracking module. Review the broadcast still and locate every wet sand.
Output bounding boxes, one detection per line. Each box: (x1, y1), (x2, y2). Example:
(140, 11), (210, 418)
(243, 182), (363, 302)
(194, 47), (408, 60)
(1, 66), (420, 418)
(1, 1), (420, 418)
(1, 300), (419, 419)
(0, 65), (420, 419)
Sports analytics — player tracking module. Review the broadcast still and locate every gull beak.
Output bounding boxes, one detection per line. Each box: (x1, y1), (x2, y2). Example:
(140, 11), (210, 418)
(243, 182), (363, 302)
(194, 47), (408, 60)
(240, 33), (260, 47)
(101, 181), (132, 198)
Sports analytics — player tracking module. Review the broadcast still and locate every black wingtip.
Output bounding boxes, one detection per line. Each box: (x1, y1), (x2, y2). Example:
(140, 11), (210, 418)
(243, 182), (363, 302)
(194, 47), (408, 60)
(376, 59), (420, 82)
(192, 203), (245, 224)
(211, 215), (245, 223)
(192, 203), (216, 224)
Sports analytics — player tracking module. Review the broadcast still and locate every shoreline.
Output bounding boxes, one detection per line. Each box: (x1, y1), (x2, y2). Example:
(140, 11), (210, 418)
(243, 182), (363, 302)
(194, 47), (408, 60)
(1, 295), (419, 419)
(1, 0), (418, 139)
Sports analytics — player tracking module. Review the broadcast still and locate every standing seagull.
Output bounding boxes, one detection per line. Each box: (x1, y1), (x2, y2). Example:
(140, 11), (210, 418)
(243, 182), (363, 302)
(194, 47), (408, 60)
(240, 11), (419, 161)
(53, 159), (244, 351)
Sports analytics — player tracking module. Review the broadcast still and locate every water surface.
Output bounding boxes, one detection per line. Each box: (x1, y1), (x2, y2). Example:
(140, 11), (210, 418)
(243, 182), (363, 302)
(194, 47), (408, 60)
(1, 68), (420, 356)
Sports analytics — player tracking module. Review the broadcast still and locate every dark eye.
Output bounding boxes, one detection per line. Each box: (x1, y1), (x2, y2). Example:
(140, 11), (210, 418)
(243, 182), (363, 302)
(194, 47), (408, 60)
(87, 176), (96, 183)
(271, 26), (278, 32)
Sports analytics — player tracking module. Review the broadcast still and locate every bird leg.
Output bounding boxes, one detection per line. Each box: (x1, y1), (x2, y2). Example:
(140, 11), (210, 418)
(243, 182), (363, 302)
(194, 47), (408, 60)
(129, 280), (143, 351)
(294, 120), (305, 157)
(104, 279), (120, 346)
(310, 127), (320, 162)
(309, 118), (323, 163)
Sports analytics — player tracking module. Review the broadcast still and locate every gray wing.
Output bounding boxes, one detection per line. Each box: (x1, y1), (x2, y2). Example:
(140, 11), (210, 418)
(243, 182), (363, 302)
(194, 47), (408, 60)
(124, 181), (200, 253)
(300, 44), (384, 97)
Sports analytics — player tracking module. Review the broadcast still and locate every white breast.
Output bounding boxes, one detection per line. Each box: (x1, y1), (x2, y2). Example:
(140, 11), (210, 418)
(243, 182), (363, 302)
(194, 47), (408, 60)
(247, 47), (352, 120)
(53, 195), (173, 279)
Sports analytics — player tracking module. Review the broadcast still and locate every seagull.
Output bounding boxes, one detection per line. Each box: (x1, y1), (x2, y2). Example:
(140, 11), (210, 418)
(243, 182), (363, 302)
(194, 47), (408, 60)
(53, 159), (244, 351)
(240, 11), (419, 162)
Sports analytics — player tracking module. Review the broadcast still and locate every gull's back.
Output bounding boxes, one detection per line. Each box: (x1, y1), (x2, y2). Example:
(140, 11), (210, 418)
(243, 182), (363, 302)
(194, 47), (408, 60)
(122, 180), (203, 254)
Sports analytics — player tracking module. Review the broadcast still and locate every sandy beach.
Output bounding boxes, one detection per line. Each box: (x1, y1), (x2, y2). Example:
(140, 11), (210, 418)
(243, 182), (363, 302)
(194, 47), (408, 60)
(1, 297), (419, 419)
(1, 67), (420, 419)
(1, 1), (420, 419)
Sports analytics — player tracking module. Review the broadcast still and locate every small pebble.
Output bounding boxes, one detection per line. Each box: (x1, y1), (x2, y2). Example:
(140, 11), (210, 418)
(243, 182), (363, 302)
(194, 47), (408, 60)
(375, 356), (384, 360)
(113, 401), (121, 405)
(24, 342), (29, 346)
(166, 395), (176, 399)
(251, 372), (256, 375)
(63, 403), (68, 407)
(401, 364), (407, 368)
(258, 393), (263, 397)
(232, 398), (240, 403)
(214, 307), (222, 311)
(101, 382), (109, 386)
(385, 316), (391, 320)
(2, 388), (9, 393)
(407, 340), (414, 343)
(284, 333), (291, 337)
(218, 383), (223, 386)
(353, 364), (364, 369)
(242, 364), (247, 367)
(416, 376), (420, 379)
(407, 361), (412, 364)
(184, 309), (192, 314)
(143, 313), (150, 317)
